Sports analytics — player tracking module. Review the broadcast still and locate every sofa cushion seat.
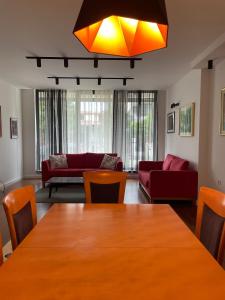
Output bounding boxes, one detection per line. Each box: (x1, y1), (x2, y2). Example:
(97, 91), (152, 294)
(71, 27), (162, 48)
(170, 157), (189, 171)
(139, 171), (150, 188)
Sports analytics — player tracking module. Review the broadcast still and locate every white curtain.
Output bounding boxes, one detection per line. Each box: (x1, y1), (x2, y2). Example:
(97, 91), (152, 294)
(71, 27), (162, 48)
(67, 90), (113, 153)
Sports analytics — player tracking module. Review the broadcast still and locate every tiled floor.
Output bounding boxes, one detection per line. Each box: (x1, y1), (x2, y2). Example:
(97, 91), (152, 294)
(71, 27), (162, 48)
(0, 178), (197, 248)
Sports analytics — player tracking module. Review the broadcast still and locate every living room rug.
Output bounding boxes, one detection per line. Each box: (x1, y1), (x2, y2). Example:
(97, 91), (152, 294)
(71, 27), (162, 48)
(36, 185), (85, 203)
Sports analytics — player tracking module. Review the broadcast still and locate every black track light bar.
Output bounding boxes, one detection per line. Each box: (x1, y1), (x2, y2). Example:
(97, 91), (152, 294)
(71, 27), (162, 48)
(48, 76), (134, 86)
(26, 56), (142, 69)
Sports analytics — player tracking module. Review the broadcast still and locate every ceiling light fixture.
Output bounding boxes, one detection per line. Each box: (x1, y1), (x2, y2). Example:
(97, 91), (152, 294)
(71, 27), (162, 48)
(26, 56), (142, 69)
(48, 76), (134, 86)
(73, 0), (168, 57)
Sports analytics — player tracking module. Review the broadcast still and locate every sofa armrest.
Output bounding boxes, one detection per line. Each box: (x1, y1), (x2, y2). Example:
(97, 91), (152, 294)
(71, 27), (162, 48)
(41, 160), (51, 186)
(149, 170), (198, 199)
(139, 161), (163, 171)
(115, 159), (123, 171)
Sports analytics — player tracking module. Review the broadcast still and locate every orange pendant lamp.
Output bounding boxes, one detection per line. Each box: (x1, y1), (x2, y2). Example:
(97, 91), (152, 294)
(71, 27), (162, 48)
(73, 0), (168, 57)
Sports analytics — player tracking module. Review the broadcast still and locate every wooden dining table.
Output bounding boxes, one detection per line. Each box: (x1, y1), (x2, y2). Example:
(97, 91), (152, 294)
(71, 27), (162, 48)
(0, 204), (224, 299)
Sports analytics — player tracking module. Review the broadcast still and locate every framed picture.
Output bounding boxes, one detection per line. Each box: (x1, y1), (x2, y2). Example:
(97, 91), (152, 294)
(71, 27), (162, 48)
(0, 106), (2, 137)
(10, 118), (18, 139)
(179, 103), (195, 137)
(167, 112), (175, 133)
(220, 88), (225, 135)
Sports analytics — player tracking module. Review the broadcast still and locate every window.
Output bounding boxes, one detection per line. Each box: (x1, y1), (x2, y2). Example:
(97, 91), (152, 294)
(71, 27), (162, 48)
(35, 90), (113, 171)
(113, 91), (157, 171)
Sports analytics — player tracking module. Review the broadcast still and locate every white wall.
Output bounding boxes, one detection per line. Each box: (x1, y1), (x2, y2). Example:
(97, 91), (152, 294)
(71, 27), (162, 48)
(165, 70), (202, 169)
(158, 90), (166, 160)
(0, 80), (22, 185)
(21, 89), (37, 178)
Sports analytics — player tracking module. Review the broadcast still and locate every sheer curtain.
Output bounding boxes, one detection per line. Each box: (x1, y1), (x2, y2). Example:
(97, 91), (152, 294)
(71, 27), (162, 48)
(35, 90), (67, 171)
(113, 90), (158, 171)
(67, 90), (113, 153)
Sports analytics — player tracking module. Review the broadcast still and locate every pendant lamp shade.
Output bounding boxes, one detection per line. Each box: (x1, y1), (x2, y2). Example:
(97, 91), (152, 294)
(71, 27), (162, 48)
(73, 0), (168, 57)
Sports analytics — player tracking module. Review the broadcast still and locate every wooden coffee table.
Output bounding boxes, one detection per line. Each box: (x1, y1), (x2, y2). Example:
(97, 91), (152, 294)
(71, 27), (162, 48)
(46, 177), (84, 198)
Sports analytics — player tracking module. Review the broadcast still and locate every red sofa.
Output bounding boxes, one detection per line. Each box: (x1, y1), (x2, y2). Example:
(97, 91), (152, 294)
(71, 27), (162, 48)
(138, 154), (198, 202)
(42, 153), (123, 187)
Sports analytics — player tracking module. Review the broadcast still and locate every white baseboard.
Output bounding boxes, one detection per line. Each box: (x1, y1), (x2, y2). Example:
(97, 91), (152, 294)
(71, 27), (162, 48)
(4, 177), (22, 187)
(23, 175), (41, 179)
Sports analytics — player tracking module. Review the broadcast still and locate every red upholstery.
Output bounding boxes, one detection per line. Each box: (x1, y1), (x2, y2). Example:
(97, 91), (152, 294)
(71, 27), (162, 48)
(85, 153), (117, 168)
(170, 157), (189, 171)
(42, 153), (123, 187)
(162, 154), (175, 170)
(139, 171), (150, 188)
(66, 154), (86, 168)
(138, 154), (198, 201)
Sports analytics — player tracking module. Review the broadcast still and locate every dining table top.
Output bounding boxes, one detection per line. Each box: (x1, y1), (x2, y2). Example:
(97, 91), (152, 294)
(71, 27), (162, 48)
(0, 203), (224, 300)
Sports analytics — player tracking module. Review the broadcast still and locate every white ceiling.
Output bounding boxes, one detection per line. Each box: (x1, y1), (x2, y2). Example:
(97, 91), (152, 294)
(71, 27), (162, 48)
(0, 0), (225, 90)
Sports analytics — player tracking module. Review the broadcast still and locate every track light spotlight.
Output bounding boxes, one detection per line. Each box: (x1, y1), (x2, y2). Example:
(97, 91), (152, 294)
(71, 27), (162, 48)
(55, 77), (59, 85)
(123, 78), (127, 86)
(98, 77), (101, 85)
(94, 58), (98, 68)
(64, 58), (69, 68)
(208, 60), (213, 70)
(37, 58), (41, 68)
(130, 59), (135, 69)
(76, 77), (80, 85)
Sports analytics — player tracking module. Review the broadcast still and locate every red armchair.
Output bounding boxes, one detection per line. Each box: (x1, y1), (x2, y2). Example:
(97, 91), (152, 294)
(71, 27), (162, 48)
(138, 154), (198, 202)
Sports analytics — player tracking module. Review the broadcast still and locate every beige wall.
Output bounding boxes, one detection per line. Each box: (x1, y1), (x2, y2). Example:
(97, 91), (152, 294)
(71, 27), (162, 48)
(165, 62), (225, 193)
(21, 89), (37, 178)
(165, 70), (202, 169)
(207, 59), (225, 192)
(157, 90), (166, 160)
(0, 80), (23, 185)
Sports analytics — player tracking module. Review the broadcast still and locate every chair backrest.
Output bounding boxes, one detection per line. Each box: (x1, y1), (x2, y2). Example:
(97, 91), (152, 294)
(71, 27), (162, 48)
(83, 171), (127, 203)
(0, 233), (3, 266)
(3, 185), (37, 250)
(196, 187), (225, 267)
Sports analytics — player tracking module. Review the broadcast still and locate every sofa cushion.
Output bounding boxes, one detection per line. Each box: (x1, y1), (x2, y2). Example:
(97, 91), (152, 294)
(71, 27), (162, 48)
(49, 155), (68, 169)
(139, 171), (150, 188)
(100, 154), (119, 170)
(170, 157), (189, 171)
(66, 154), (86, 168)
(162, 154), (175, 170)
(85, 153), (117, 168)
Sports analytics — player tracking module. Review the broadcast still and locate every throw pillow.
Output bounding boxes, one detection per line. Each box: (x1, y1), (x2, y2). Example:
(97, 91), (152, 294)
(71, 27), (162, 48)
(49, 155), (68, 169)
(100, 154), (119, 170)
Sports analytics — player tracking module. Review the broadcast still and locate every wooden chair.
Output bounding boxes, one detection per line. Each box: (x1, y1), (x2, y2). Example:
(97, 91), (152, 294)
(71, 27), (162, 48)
(3, 185), (37, 250)
(83, 171), (127, 203)
(196, 186), (225, 268)
(0, 233), (3, 266)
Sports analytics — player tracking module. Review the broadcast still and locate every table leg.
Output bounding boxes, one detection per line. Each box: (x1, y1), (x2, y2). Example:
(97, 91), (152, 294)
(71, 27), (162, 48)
(49, 185), (52, 198)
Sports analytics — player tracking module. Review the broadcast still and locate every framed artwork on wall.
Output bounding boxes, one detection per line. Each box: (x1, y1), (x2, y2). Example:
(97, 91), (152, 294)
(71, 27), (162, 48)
(220, 88), (225, 135)
(167, 112), (175, 133)
(179, 103), (195, 137)
(10, 118), (18, 139)
(0, 106), (2, 137)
